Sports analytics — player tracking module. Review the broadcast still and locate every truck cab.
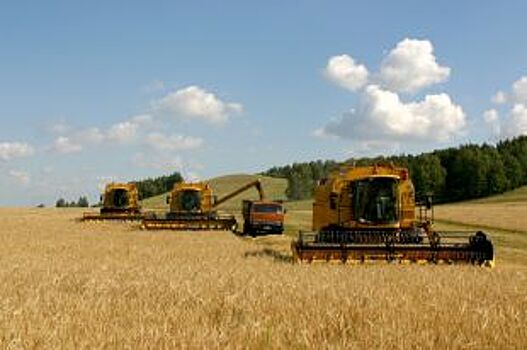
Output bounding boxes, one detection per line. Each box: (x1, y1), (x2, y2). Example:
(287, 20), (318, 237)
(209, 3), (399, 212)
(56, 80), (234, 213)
(242, 200), (285, 236)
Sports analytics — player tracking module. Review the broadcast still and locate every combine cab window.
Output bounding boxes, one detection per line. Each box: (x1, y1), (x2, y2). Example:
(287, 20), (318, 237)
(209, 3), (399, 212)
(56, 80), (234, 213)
(180, 190), (201, 211)
(352, 178), (398, 224)
(253, 205), (282, 214)
(110, 189), (129, 208)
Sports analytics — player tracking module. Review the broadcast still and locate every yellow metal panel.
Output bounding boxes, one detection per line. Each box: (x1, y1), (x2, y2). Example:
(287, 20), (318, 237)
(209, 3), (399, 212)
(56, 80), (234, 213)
(312, 165), (412, 230)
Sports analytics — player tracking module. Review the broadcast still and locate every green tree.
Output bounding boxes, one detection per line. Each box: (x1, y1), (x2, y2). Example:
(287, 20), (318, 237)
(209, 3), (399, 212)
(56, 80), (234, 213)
(56, 198), (66, 207)
(501, 153), (523, 189)
(409, 154), (446, 201)
(77, 196), (89, 208)
(133, 171), (183, 199)
(483, 147), (508, 195)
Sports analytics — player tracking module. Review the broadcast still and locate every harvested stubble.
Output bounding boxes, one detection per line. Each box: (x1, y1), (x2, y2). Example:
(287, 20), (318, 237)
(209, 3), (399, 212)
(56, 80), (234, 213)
(1, 208), (526, 349)
(435, 202), (527, 234)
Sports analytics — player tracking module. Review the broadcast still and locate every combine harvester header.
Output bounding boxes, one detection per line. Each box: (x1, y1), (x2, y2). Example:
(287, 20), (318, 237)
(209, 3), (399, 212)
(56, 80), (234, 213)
(291, 164), (494, 266)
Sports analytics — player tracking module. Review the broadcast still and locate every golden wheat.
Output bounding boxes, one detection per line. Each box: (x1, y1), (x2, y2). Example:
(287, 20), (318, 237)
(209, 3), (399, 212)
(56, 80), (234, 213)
(0, 208), (526, 349)
(435, 202), (527, 234)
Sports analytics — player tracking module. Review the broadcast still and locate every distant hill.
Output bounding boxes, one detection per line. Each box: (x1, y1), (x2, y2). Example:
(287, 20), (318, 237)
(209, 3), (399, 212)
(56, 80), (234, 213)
(140, 174), (288, 210)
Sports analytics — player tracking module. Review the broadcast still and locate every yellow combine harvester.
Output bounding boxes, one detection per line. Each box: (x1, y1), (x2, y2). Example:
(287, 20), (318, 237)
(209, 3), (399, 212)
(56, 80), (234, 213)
(82, 183), (143, 221)
(291, 165), (494, 266)
(142, 179), (264, 230)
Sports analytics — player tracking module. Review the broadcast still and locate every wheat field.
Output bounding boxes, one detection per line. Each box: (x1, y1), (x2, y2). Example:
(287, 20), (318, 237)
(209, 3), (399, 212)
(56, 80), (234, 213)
(1, 207), (526, 349)
(435, 202), (527, 234)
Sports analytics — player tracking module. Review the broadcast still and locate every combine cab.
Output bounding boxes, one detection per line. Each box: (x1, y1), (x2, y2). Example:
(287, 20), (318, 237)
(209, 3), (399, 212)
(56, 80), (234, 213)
(82, 183), (143, 221)
(291, 165), (494, 266)
(142, 180), (265, 231)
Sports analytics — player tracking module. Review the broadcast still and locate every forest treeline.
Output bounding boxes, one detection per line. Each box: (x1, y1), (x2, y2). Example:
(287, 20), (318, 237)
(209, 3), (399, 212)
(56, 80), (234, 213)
(262, 136), (527, 203)
(56, 196), (90, 208)
(133, 172), (183, 199)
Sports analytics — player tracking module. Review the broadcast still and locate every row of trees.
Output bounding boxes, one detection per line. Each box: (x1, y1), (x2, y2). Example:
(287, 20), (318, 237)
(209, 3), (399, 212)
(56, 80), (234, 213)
(133, 171), (184, 199)
(56, 196), (90, 208)
(262, 136), (527, 203)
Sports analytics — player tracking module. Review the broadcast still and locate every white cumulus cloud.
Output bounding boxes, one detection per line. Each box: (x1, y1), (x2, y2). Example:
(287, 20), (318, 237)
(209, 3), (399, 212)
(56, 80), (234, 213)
(483, 108), (499, 124)
(154, 86), (243, 124)
(49, 115), (150, 154)
(318, 38), (463, 148)
(379, 38), (451, 93)
(324, 54), (369, 91)
(489, 77), (527, 108)
(320, 85), (465, 143)
(502, 104), (527, 138)
(483, 109), (501, 137)
(512, 76), (527, 105)
(486, 75), (527, 140)
(491, 90), (507, 105)
(144, 132), (204, 151)
(0, 142), (35, 161)
(49, 129), (102, 154)
(51, 136), (83, 154)
(46, 85), (240, 158)
(106, 121), (138, 143)
(77, 127), (105, 145)
(8, 170), (30, 186)
(130, 114), (154, 126)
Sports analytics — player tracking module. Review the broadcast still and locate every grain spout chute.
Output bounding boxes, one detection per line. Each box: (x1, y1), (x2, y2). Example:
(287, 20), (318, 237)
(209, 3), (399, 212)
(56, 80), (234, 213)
(141, 179), (264, 231)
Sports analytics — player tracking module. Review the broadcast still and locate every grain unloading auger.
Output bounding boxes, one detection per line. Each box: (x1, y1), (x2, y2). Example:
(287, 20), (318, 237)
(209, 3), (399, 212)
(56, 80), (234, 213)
(141, 179), (265, 230)
(291, 165), (494, 266)
(81, 183), (144, 222)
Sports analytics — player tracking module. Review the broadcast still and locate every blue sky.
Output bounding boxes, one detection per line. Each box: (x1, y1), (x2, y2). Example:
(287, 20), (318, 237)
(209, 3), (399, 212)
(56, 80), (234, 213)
(1, 1), (527, 206)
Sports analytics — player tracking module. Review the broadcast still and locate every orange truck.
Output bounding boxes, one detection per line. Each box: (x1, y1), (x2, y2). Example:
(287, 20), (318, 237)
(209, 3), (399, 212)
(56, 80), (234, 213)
(242, 200), (285, 236)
